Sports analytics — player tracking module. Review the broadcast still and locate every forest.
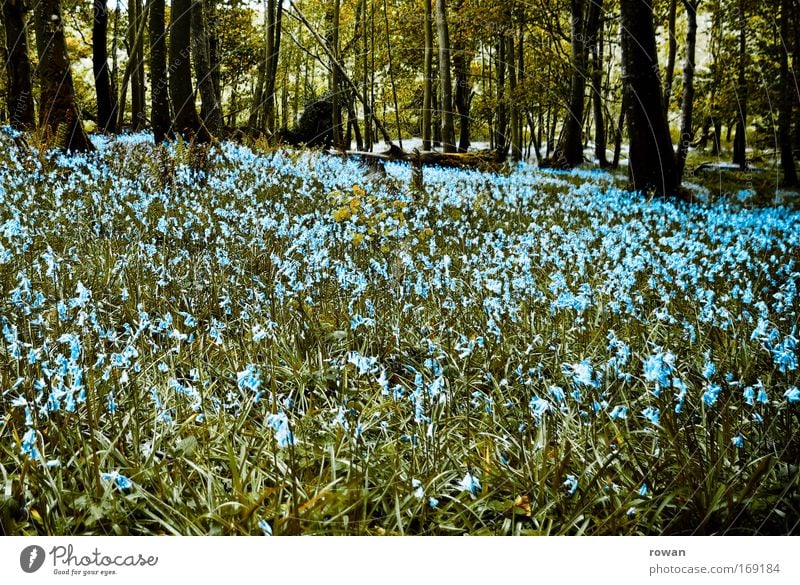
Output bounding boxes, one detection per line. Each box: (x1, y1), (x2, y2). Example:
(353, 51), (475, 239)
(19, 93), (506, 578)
(0, 0), (799, 192)
(0, 1), (798, 536)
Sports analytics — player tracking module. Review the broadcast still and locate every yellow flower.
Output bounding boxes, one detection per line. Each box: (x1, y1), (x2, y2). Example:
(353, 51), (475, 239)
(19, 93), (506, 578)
(352, 184), (366, 197)
(352, 233), (365, 246)
(348, 196), (361, 213)
(332, 206), (352, 222)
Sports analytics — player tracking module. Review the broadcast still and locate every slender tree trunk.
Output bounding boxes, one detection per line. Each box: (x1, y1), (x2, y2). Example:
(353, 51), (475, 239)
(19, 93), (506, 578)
(383, 0), (402, 148)
(422, 0), (433, 150)
(779, 0), (798, 186)
(362, 0), (372, 150)
(248, 0), (267, 130)
(435, 0), (455, 152)
(664, 0), (678, 115)
(169, 0), (207, 140)
(206, 0), (222, 111)
(556, 0), (587, 167)
(192, 0), (222, 134)
(508, 32), (521, 160)
(149, 0), (170, 142)
(676, 0), (700, 184)
(2, 0), (35, 129)
(494, 37), (507, 160)
(612, 87), (627, 169)
(329, 1), (342, 147)
(93, 0), (116, 132)
(732, 0), (747, 169)
(518, 19), (526, 158)
(33, 0), (94, 151)
(452, 31), (471, 150)
(129, 0), (146, 130)
(588, 0), (607, 167)
(793, 0), (800, 151)
(264, 0), (282, 135)
(620, 0), (677, 195)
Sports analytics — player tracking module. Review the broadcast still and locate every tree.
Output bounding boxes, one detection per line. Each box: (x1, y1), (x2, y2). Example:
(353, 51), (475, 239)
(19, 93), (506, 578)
(129, 0), (146, 130)
(555, 0), (588, 168)
(422, 0), (433, 150)
(192, 0), (223, 133)
(435, 0), (456, 152)
(732, 0), (747, 169)
(778, 0), (797, 186)
(169, 0), (209, 140)
(2, 0), (35, 129)
(149, 0), (171, 142)
(663, 0), (678, 115)
(93, 0), (116, 133)
(620, 0), (677, 195)
(588, 0), (608, 167)
(263, 0), (282, 136)
(452, 0), (473, 153)
(676, 0), (700, 184)
(33, 0), (94, 151)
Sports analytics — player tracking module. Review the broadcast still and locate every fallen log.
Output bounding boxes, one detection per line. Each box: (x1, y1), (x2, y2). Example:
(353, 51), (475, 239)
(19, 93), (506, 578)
(345, 148), (501, 170)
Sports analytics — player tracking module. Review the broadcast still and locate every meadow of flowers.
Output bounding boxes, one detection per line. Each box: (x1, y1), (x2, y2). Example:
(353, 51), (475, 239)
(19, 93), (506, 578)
(0, 130), (798, 535)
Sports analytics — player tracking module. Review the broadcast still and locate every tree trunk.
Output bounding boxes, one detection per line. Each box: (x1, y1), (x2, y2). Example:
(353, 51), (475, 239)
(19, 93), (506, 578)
(435, 0), (456, 152)
(248, 1), (267, 130)
(328, 1), (343, 148)
(129, 0), (146, 130)
(620, 0), (677, 195)
(588, 0), (607, 167)
(383, 0), (402, 149)
(612, 86), (627, 169)
(508, 32), (521, 160)
(676, 0), (700, 184)
(663, 0), (678, 115)
(192, 0), (223, 134)
(264, 0), (282, 136)
(169, 0), (208, 140)
(779, 0), (798, 186)
(149, 0), (170, 142)
(206, 0), (222, 111)
(452, 37), (471, 151)
(732, 0), (747, 169)
(33, 0), (94, 151)
(494, 37), (507, 160)
(422, 0), (433, 150)
(93, 1), (116, 132)
(2, 0), (35, 129)
(556, 0), (587, 167)
(362, 0), (372, 150)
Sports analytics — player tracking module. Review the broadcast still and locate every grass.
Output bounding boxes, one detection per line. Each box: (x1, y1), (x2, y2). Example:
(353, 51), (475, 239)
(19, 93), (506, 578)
(0, 130), (798, 535)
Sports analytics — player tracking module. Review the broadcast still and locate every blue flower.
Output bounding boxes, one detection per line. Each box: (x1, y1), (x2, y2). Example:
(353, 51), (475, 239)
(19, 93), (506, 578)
(266, 412), (294, 447)
(563, 474), (578, 496)
(641, 407), (660, 425)
(702, 384), (721, 407)
(458, 472), (481, 496)
(100, 471), (133, 491)
(258, 519), (273, 535)
(21, 429), (40, 461)
(639, 484), (648, 497)
(608, 405), (628, 420)
(731, 434), (744, 448)
(784, 387), (800, 403)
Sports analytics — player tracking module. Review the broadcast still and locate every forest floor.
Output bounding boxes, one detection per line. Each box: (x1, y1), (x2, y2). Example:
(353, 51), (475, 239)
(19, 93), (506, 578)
(0, 131), (798, 535)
